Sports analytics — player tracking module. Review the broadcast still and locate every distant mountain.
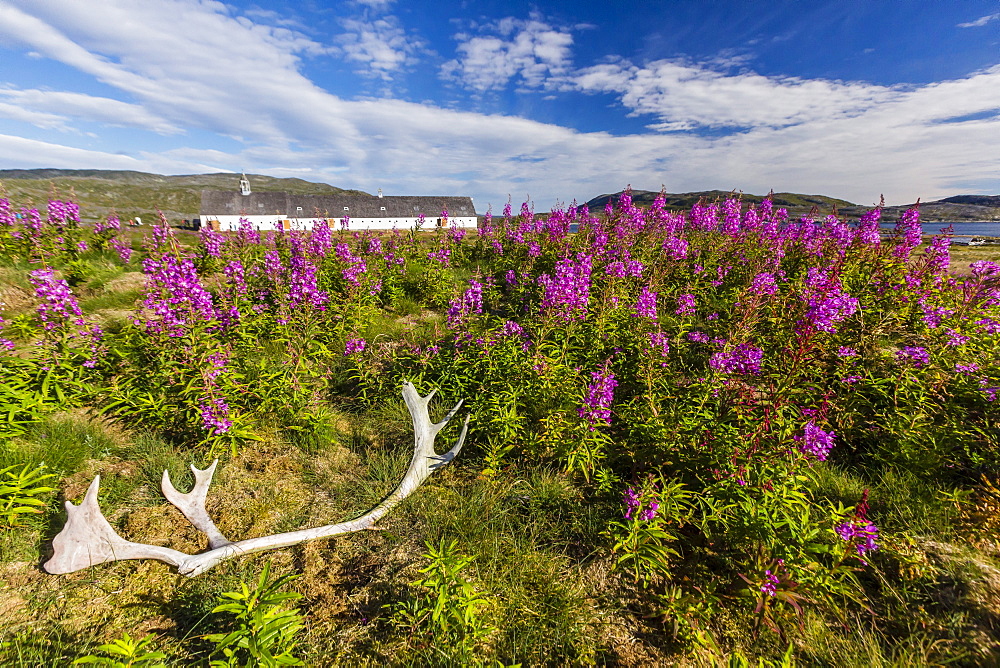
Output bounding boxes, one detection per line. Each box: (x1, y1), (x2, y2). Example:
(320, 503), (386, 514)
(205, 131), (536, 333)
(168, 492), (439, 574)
(0, 169), (367, 222)
(935, 194), (1000, 207)
(585, 189), (854, 217)
(586, 189), (1000, 223)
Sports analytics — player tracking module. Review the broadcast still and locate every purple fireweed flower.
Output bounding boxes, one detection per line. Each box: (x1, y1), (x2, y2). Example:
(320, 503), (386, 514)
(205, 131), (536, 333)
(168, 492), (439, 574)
(896, 346), (930, 368)
(955, 362), (980, 375)
(447, 279), (484, 328)
(93, 214), (121, 236)
(0, 314), (12, 352)
(836, 521), (879, 562)
(345, 338), (366, 355)
(204, 351), (229, 381)
(837, 346), (858, 358)
(0, 198), (15, 228)
(223, 260), (248, 300)
(367, 237), (383, 254)
(427, 247), (451, 265)
(976, 318), (1000, 335)
(340, 215), (350, 231)
(761, 570), (780, 597)
(945, 329), (970, 346)
(334, 243), (367, 286)
(579, 363), (617, 429)
(925, 235), (951, 273)
(970, 260), (1000, 277)
(709, 343), (763, 375)
(978, 377), (998, 402)
(501, 320), (526, 338)
(47, 199), (80, 227)
(263, 250), (283, 280)
(309, 219), (333, 257)
(28, 269), (84, 331)
(675, 293), (696, 316)
(857, 206), (882, 245)
(647, 332), (670, 366)
(801, 267), (859, 333)
(141, 255), (217, 336)
(148, 218), (175, 253)
(199, 226), (225, 258)
(842, 375), (863, 384)
(798, 420), (835, 461)
(624, 485), (660, 521)
(623, 487), (640, 519)
(893, 206), (921, 259)
(634, 286), (658, 319)
(721, 198), (742, 235)
(749, 272), (778, 296)
(286, 249), (328, 309)
(687, 330), (709, 343)
(661, 235), (689, 259)
(109, 237), (132, 263)
(539, 253), (593, 322)
(236, 218), (260, 245)
(200, 396), (232, 435)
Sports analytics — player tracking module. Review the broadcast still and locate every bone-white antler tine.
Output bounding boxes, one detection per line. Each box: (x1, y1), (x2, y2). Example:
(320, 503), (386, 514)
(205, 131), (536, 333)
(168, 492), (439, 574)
(435, 398), (465, 428)
(47, 383), (467, 578)
(430, 414), (470, 471)
(44, 475), (187, 574)
(161, 460), (231, 549)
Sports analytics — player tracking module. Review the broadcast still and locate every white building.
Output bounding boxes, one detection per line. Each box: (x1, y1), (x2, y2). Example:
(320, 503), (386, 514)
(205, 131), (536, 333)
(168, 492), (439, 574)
(199, 178), (478, 232)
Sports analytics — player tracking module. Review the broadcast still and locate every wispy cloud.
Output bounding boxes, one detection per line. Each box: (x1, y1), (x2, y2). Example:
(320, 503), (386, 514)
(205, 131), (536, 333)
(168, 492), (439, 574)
(441, 15), (574, 91)
(0, 87), (182, 134)
(334, 14), (426, 80)
(572, 58), (897, 131)
(958, 12), (1000, 28)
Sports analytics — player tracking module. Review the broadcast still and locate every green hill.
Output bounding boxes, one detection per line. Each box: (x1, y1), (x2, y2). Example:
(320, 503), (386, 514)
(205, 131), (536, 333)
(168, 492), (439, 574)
(586, 189), (856, 220)
(586, 188), (1000, 223)
(0, 169), (367, 223)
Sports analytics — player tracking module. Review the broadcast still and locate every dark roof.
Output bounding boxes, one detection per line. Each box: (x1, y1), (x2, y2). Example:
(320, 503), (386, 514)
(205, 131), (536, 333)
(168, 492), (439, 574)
(200, 191), (476, 217)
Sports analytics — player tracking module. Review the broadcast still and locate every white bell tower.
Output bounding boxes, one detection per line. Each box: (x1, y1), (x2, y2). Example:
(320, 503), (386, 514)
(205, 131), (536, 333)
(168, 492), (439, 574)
(239, 172), (251, 196)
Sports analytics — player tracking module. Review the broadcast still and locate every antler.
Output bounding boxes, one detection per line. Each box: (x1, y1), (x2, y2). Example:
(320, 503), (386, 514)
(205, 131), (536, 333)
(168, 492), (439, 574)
(44, 383), (468, 577)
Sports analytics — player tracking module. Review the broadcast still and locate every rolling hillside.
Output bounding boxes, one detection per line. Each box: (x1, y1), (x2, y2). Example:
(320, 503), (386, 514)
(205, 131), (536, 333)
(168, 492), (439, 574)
(586, 189), (1000, 222)
(0, 169), (368, 223)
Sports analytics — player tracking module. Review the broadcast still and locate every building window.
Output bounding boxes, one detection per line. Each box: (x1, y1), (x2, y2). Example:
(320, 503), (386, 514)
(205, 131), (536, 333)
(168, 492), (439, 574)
(380, 206), (386, 211)
(344, 207), (349, 211)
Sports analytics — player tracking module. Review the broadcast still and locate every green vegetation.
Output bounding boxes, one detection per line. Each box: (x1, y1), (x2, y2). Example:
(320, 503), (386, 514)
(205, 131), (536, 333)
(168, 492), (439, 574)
(0, 189), (999, 666)
(0, 169), (368, 226)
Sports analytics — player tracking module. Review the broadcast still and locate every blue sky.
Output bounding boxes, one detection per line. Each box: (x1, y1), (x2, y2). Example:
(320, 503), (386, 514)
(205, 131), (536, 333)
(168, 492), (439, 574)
(0, 0), (998, 212)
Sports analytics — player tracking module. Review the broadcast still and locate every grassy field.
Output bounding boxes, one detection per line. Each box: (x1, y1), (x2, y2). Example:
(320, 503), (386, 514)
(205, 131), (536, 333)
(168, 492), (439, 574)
(1, 209), (999, 666)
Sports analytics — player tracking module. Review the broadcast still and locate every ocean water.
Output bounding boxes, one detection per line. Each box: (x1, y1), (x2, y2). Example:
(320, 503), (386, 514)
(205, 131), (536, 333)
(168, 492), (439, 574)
(878, 222), (1000, 238)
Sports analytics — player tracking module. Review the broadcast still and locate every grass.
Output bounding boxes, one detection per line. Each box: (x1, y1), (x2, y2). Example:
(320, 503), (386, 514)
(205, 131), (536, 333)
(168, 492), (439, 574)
(1, 232), (999, 666)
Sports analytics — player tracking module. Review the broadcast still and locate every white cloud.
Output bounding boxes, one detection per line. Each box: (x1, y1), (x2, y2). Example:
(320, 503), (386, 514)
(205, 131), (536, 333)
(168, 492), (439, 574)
(573, 58), (898, 130)
(335, 15), (424, 80)
(0, 101), (74, 131)
(442, 16), (574, 91)
(0, 0), (996, 212)
(0, 87), (182, 134)
(958, 12), (1000, 28)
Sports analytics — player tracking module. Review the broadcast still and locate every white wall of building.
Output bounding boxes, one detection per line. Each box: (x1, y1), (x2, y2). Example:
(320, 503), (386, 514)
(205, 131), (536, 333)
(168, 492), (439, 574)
(199, 215), (479, 232)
